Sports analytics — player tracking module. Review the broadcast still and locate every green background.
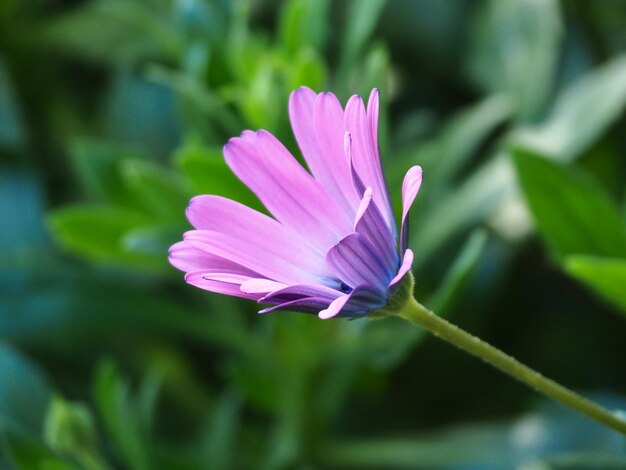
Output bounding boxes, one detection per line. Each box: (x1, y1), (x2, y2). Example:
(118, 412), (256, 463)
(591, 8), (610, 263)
(1, 0), (626, 468)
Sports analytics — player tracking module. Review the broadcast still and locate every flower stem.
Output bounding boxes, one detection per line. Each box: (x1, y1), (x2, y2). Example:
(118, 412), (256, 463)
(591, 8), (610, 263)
(396, 295), (626, 434)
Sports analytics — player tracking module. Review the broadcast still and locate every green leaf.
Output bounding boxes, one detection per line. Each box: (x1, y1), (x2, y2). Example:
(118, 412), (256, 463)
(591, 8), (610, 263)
(175, 139), (264, 212)
(515, 55), (626, 160)
(564, 256), (626, 314)
(0, 343), (51, 434)
(288, 49), (328, 91)
(355, 43), (390, 99)
(409, 95), (511, 196)
(119, 159), (189, 221)
(48, 205), (158, 267)
(69, 139), (146, 205)
(93, 361), (152, 470)
(337, 0), (388, 89)
(411, 155), (515, 269)
(429, 230), (488, 313)
(513, 150), (626, 258)
(203, 391), (241, 470)
(42, 0), (178, 64)
(468, 0), (562, 121)
(278, 0), (329, 57)
(1, 432), (78, 470)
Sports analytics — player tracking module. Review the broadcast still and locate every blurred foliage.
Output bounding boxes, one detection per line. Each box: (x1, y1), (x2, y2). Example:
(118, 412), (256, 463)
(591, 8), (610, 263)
(1, 0), (626, 468)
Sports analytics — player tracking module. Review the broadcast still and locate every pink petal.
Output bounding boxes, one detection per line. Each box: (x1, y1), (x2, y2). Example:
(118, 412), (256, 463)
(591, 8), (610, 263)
(366, 88), (380, 152)
(400, 166), (423, 251)
(318, 294), (351, 320)
(388, 249), (414, 292)
(224, 130), (352, 252)
(184, 270), (259, 299)
(289, 88), (358, 215)
(169, 241), (256, 275)
(186, 195), (327, 276)
(240, 278), (288, 295)
(184, 230), (324, 285)
(344, 95), (395, 234)
(353, 187), (398, 269)
(326, 233), (391, 291)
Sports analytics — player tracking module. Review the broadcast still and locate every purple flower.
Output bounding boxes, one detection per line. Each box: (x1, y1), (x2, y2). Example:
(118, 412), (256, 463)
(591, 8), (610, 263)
(169, 87), (422, 319)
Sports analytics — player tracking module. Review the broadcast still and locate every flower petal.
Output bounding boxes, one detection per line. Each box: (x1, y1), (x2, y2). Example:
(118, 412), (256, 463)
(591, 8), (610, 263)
(224, 130), (352, 251)
(318, 294), (351, 320)
(367, 89), (380, 150)
(184, 270), (259, 299)
(169, 241), (257, 275)
(354, 187), (398, 271)
(388, 249), (414, 292)
(318, 283), (386, 319)
(184, 230), (326, 285)
(400, 166), (423, 252)
(260, 283), (342, 304)
(259, 297), (332, 315)
(240, 278), (288, 295)
(326, 233), (392, 292)
(185, 195), (327, 276)
(345, 94), (395, 233)
(289, 88), (359, 215)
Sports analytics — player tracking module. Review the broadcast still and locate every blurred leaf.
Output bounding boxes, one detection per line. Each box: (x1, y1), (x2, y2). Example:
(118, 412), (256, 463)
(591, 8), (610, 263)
(411, 155), (515, 269)
(42, 0), (173, 64)
(535, 454), (626, 469)
(0, 170), (47, 250)
(338, 0), (388, 88)
(288, 49), (328, 91)
(278, 0), (329, 57)
(69, 139), (146, 205)
(1, 432), (77, 470)
(410, 95), (511, 198)
(94, 361), (152, 470)
(354, 318), (425, 371)
(0, 343), (51, 434)
(513, 150), (626, 258)
(147, 66), (241, 138)
(203, 391), (241, 470)
(175, 139), (264, 212)
(514, 55), (626, 160)
(429, 229), (488, 313)
(43, 397), (97, 456)
(43, 396), (110, 470)
(468, 0), (562, 121)
(119, 159), (189, 221)
(121, 224), (181, 259)
(0, 60), (25, 148)
(354, 43), (390, 99)
(323, 397), (626, 469)
(563, 256), (626, 314)
(104, 70), (180, 157)
(48, 205), (160, 267)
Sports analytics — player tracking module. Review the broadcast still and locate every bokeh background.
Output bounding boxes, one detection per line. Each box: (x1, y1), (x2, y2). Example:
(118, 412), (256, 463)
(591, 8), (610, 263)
(2, 0), (626, 468)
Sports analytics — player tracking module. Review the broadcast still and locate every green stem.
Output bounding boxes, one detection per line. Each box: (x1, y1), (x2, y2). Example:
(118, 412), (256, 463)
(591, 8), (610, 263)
(396, 295), (626, 434)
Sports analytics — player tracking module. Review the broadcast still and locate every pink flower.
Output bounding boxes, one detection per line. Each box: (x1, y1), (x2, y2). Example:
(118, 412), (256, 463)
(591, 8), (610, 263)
(169, 87), (422, 319)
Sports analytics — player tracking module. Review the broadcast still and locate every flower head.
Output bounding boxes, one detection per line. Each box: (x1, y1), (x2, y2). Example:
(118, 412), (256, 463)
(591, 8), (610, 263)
(169, 87), (422, 319)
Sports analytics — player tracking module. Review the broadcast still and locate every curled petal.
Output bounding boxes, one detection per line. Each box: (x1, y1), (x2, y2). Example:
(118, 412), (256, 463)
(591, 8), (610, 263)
(400, 166), (423, 252)
(388, 249), (414, 292)
(318, 284), (386, 319)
